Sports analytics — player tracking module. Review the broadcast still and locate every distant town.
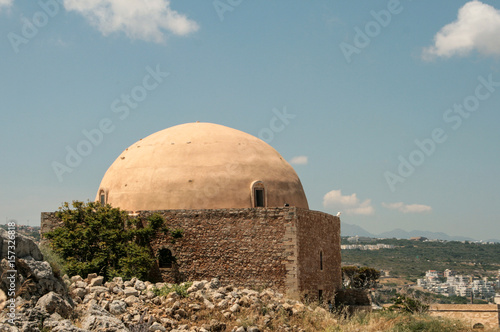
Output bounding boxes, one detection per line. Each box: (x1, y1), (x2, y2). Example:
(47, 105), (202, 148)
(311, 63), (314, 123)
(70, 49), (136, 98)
(417, 269), (500, 301)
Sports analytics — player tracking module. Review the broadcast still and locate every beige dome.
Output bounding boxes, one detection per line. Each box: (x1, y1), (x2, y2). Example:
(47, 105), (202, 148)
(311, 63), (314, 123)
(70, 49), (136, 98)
(96, 122), (308, 211)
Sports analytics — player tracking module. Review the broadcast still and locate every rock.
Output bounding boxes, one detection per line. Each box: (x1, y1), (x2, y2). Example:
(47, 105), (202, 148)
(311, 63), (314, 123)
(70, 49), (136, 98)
(89, 286), (108, 295)
(109, 300), (127, 315)
(150, 322), (166, 331)
(234, 327), (245, 332)
(71, 275), (83, 283)
(89, 276), (104, 287)
(124, 278), (136, 287)
(292, 303), (305, 315)
(176, 308), (187, 318)
(229, 303), (240, 313)
(75, 281), (87, 288)
(124, 287), (139, 297)
(35, 291), (73, 318)
(217, 299), (229, 308)
(135, 279), (146, 291)
(209, 278), (220, 289)
(100, 300), (110, 311)
(113, 277), (124, 285)
(172, 301), (181, 311)
(124, 295), (139, 306)
(81, 304), (128, 331)
(237, 296), (250, 307)
(71, 288), (87, 299)
(202, 319), (226, 332)
(211, 292), (225, 300)
(247, 327), (260, 332)
(189, 303), (201, 311)
(86, 273), (98, 282)
(204, 299), (214, 310)
(20, 257), (53, 279)
(0, 228), (43, 260)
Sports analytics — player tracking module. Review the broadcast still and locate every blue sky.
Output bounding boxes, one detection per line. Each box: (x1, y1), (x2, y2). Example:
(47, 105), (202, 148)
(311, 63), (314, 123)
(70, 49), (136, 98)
(1, 0), (499, 240)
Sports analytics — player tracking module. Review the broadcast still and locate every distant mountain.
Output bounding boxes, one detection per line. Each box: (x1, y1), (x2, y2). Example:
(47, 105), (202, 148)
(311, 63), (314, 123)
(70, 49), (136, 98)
(341, 222), (499, 242)
(377, 229), (475, 242)
(340, 223), (375, 238)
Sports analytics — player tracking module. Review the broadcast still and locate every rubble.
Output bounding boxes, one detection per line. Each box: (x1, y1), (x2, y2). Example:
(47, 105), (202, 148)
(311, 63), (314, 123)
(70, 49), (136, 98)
(0, 230), (319, 332)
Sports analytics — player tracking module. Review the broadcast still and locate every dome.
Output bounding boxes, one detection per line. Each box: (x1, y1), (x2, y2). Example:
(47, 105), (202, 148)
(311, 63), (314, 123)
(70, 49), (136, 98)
(95, 122), (309, 211)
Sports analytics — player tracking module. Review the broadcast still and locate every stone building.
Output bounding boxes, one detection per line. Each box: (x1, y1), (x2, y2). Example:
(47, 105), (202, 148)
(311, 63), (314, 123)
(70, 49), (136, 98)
(42, 122), (341, 301)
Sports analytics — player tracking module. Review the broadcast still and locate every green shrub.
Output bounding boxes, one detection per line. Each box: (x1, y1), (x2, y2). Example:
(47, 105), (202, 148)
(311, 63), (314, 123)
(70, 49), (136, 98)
(390, 293), (429, 314)
(45, 201), (176, 281)
(152, 282), (192, 298)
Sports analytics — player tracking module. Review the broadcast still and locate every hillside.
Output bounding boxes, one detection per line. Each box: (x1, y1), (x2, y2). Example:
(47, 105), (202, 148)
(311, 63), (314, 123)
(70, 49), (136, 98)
(341, 237), (500, 279)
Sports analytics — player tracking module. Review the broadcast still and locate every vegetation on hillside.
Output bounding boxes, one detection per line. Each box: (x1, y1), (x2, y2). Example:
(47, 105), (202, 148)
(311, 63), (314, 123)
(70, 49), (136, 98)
(342, 266), (380, 289)
(341, 237), (500, 278)
(44, 201), (180, 281)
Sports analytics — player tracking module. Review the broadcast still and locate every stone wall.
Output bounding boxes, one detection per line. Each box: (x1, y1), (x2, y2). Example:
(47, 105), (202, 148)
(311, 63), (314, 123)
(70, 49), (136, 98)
(295, 209), (341, 302)
(141, 207), (341, 299)
(428, 304), (500, 329)
(40, 212), (62, 236)
(41, 207), (341, 300)
(141, 208), (292, 294)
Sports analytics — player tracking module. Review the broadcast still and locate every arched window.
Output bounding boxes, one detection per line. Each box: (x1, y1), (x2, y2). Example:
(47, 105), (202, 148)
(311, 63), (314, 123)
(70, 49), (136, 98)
(473, 323), (485, 330)
(99, 190), (106, 205)
(158, 248), (174, 268)
(251, 181), (266, 207)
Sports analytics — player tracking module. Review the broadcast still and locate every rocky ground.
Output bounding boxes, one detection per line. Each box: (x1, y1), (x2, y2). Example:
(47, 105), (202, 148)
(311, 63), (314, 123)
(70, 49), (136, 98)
(0, 229), (333, 332)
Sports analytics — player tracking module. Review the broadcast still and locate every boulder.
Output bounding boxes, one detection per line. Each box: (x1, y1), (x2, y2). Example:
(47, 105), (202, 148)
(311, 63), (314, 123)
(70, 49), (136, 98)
(89, 276), (104, 287)
(109, 300), (127, 315)
(89, 286), (108, 296)
(81, 304), (128, 331)
(124, 287), (139, 297)
(0, 228), (43, 260)
(150, 322), (166, 331)
(135, 279), (146, 291)
(35, 291), (73, 318)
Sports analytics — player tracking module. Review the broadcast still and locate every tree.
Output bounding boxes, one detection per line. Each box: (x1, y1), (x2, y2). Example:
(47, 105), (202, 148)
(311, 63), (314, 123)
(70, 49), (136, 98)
(45, 201), (174, 281)
(341, 266), (380, 289)
(390, 293), (429, 313)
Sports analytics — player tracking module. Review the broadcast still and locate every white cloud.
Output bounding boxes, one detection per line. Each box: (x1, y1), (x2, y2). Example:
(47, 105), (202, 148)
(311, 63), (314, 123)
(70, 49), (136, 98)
(323, 189), (374, 215)
(63, 0), (199, 43)
(382, 202), (432, 214)
(423, 1), (500, 60)
(290, 156), (308, 165)
(0, 0), (13, 11)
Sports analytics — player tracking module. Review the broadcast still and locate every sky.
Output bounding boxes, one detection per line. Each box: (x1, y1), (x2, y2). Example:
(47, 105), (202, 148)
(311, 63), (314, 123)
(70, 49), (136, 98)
(1, 0), (499, 240)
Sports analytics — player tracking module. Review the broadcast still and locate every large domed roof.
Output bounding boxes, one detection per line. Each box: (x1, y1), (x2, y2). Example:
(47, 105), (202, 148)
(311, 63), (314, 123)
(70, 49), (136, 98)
(96, 122), (308, 211)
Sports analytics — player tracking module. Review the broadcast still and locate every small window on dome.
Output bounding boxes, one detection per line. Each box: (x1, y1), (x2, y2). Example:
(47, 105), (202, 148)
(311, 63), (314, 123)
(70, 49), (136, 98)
(99, 190), (106, 205)
(255, 189), (264, 207)
(320, 251), (323, 271)
(251, 181), (266, 207)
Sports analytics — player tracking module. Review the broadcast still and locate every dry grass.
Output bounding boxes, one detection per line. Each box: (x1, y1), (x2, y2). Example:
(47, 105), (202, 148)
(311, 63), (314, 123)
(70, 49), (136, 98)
(137, 293), (499, 332)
